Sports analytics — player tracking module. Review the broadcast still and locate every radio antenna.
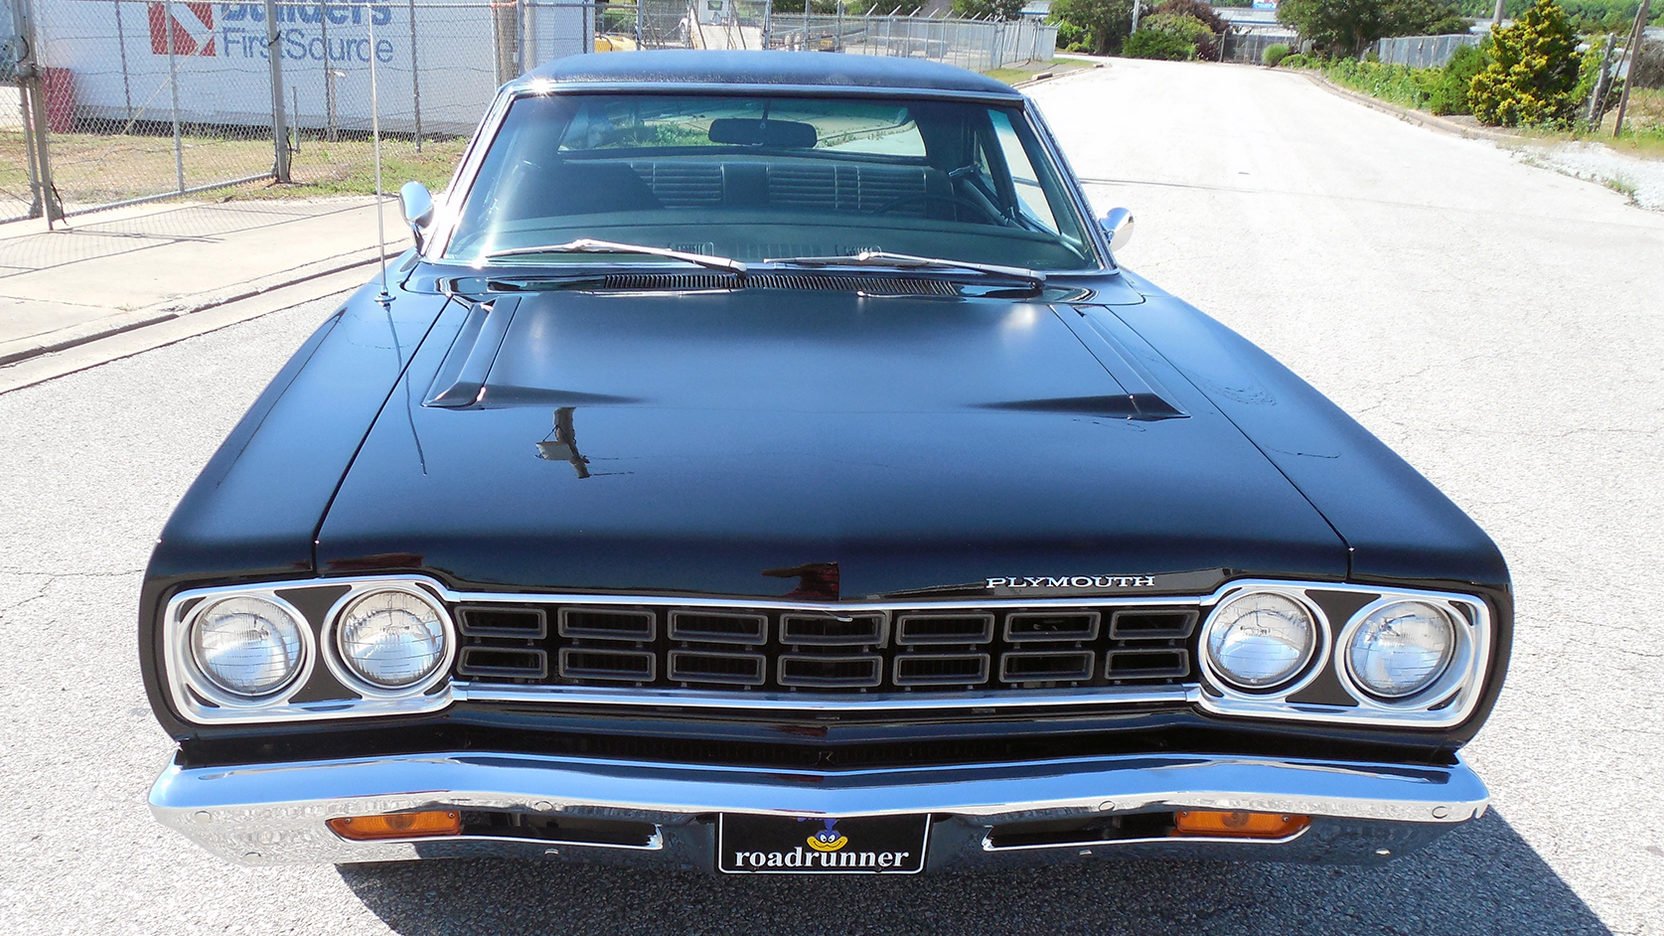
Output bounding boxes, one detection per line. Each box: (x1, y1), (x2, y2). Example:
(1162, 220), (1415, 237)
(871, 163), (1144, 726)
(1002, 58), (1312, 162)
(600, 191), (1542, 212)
(368, 1), (392, 305)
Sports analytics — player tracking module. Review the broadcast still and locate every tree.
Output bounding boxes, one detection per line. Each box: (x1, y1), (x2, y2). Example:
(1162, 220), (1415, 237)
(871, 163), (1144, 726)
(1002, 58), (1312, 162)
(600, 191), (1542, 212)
(1469, 0), (1583, 125)
(1277, 0), (1467, 57)
(1049, 0), (1135, 53)
(953, 0), (1027, 18)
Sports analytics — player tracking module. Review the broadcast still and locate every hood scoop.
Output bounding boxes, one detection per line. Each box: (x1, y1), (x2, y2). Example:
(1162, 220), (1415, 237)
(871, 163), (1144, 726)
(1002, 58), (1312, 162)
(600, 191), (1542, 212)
(424, 296), (521, 408)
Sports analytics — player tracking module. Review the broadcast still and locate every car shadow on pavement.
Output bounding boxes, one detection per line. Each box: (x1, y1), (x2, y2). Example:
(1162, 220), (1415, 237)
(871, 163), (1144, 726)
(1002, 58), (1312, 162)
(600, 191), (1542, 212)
(338, 809), (1610, 935)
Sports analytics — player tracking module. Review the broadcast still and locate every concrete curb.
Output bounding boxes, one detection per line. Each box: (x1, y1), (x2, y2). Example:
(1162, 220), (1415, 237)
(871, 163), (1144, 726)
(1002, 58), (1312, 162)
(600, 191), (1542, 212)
(1014, 60), (1103, 89)
(1300, 72), (1525, 146)
(0, 263), (373, 395)
(0, 246), (382, 366)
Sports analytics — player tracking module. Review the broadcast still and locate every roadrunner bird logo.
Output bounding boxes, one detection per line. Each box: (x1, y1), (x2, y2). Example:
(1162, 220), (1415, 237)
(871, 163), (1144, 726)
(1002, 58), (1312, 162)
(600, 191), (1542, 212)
(803, 818), (848, 853)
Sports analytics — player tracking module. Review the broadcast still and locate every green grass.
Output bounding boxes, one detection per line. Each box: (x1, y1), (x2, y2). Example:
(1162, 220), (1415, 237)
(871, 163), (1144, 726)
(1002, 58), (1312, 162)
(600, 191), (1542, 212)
(1294, 60), (1664, 162)
(0, 128), (466, 209)
(982, 58), (1094, 86)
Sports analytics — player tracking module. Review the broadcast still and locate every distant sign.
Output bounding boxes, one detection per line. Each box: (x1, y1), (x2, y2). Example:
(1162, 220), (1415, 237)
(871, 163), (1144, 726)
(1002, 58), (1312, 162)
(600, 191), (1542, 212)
(698, 0), (731, 25)
(1251, 0), (1277, 9)
(36, 0), (589, 134)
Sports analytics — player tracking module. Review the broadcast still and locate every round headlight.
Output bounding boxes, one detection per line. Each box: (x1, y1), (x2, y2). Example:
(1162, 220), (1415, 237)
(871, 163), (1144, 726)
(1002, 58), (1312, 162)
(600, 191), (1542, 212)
(334, 589), (449, 690)
(1204, 592), (1319, 692)
(189, 596), (307, 699)
(1345, 601), (1455, 700)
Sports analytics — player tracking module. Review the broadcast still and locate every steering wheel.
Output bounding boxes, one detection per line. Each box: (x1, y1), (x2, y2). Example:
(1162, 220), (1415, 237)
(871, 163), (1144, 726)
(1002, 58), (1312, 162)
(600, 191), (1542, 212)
(865, 193), (1005, 225)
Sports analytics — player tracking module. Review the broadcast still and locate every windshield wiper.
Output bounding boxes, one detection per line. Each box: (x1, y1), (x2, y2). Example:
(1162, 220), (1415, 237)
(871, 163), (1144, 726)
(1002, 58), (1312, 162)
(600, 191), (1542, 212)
(483, 239), (748, 275)
(764, 250), (1044, 285)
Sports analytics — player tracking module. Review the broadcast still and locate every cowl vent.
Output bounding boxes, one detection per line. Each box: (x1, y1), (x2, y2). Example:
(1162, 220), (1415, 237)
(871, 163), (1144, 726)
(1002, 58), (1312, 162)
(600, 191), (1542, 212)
(492, 272), (960, 296)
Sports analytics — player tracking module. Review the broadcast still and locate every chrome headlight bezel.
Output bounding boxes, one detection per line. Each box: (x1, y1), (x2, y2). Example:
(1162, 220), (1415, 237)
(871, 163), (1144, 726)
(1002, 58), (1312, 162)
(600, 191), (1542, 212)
(175, 592), (316, 709)
(1196, 588), (1329, 698)
(1193, 580), (1494, 729)
(161, 578), (458, 725)
(321, 584), (456, 699)
(1336, 597), (1472, 710)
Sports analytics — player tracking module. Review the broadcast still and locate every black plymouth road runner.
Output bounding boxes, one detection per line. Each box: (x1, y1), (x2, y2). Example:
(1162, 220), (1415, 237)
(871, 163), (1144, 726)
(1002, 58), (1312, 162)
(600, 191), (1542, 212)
(142, 52), (1510, 873)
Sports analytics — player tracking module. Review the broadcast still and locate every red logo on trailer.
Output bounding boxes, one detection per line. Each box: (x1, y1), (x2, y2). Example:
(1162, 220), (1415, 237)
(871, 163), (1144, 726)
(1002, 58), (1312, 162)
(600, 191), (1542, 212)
(147, 2), (216, 56)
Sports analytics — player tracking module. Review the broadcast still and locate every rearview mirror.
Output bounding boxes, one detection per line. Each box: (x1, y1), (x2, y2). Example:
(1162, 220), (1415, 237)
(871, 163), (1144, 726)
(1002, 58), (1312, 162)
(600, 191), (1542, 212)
(400, 181), (435, 251)
(1099, 207), (1134, 253)
(708, 118), (818, 148)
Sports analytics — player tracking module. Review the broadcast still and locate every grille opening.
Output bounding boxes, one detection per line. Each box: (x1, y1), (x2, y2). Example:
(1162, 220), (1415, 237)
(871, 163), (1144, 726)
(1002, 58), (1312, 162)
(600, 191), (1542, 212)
(458, 606), (547, 639)
(668, 610), (768, 645)
(453, 600), (1200, 696)
(459, 810), (658, 848)
(559, 647), (654, 682)
(984, 813), (1175, 850)
(896, 613), (996, 645)
(559, 608), (655, 641)
(893, 653), (990, 686)
(1109, 609), (1199, 639)
(779, 654), (883, 688)
(457, 646), (548, 680)
(668, 650), (767, 686)
(781, 613), (885, 645)
(999, 650), (1095, 684)
(1106, 649), (1191, 679)
(1005, 611), (1100, 643)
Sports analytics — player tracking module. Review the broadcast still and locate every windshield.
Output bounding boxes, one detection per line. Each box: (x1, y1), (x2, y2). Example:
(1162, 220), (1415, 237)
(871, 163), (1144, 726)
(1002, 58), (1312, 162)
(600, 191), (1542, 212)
(441, 92), (1099, 271)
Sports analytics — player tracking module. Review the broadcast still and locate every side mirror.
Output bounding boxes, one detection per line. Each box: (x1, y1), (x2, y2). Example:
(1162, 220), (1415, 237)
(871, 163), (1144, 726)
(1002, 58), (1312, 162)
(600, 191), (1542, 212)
(399, 181), (435, 251)
(1099, 207), (1134, 253)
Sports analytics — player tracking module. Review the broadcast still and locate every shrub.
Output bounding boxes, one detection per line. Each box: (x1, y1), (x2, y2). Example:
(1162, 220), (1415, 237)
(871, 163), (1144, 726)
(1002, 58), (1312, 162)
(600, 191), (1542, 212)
(1426, 42), (1486, 115)
(1278, 52), (1313, 67)
(1263, 42), (1292, 66)
(1325, 58), (1435, 108)
(1124, 26), (1200, 59)
(1469, 0), (1582, 126)
(1150, 0), (1228, 57)
(1131, 11), (1217, 59)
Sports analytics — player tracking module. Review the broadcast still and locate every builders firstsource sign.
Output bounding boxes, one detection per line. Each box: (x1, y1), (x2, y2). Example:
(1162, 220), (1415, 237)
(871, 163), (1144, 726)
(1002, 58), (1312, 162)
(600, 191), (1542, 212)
(38, 0), (588, 134)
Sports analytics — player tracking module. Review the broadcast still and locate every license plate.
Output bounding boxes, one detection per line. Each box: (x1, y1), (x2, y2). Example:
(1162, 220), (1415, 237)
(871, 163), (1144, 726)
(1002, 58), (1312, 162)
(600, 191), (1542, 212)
(717, 814), (930, 874)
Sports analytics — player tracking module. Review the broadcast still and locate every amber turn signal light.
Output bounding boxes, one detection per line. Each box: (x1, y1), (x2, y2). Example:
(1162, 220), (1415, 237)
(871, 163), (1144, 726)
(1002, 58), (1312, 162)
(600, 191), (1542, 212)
(327, 810), (462, 842)
(1172, 810), (1310, 839)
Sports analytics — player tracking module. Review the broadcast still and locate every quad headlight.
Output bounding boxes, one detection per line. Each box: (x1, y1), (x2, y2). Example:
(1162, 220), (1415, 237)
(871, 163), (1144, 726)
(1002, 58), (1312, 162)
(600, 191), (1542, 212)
(331, 587), (452, 692)
(1342, 600), (1456, 700)
(187, 595), (308, 700)
(1201, 591), (1320, 692)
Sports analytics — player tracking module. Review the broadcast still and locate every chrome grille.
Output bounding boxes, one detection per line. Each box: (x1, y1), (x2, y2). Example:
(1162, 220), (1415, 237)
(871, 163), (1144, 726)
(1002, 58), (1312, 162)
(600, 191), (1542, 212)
(454, 602), (1198, 696)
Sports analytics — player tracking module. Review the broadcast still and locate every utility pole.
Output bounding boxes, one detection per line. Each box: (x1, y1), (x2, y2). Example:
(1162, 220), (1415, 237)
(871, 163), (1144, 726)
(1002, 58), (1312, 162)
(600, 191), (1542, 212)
(1130, 0), (1141, 33)
(1613, 0), (1652, 138)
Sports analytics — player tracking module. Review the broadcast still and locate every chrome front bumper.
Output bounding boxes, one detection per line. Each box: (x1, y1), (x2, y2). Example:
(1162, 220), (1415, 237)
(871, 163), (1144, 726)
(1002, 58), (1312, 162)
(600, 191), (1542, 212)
(150, 751), (1488, 869)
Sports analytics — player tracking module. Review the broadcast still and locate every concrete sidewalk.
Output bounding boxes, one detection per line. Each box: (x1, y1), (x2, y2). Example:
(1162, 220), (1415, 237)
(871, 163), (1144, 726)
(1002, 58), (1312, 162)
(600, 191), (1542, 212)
(0, 196), (398, 366)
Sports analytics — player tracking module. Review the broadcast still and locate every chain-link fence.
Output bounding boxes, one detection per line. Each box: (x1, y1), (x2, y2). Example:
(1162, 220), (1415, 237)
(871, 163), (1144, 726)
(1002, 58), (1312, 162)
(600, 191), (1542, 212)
(1376, 33), (1480, 69)
(614, 0), (1057, 72)
(1219, 27), (1295, 64)
(6, 0), (1054, 227)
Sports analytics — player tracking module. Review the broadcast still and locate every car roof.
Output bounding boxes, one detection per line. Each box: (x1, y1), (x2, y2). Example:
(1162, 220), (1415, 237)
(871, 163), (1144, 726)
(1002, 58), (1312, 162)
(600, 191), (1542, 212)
(516, 50), (1023, 99)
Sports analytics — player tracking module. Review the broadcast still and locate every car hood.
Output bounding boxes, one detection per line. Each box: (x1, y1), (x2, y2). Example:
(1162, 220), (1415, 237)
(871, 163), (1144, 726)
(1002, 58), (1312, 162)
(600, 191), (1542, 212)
(315, 287), (1347, 598)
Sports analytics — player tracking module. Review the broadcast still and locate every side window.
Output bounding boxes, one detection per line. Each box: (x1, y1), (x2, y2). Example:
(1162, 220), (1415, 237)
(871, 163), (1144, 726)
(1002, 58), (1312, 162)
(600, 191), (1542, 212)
(989, 111), (1060, 234)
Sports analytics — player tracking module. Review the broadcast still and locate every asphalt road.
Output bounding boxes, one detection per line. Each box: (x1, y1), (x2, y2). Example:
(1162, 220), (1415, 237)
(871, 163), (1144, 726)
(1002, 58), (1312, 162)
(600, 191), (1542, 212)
(3, 58), (1662, 935)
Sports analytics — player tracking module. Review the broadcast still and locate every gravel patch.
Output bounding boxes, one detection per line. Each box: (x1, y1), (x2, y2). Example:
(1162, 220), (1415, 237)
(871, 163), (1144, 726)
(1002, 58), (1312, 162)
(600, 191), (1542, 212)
(1508, 138), (1664, 209)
